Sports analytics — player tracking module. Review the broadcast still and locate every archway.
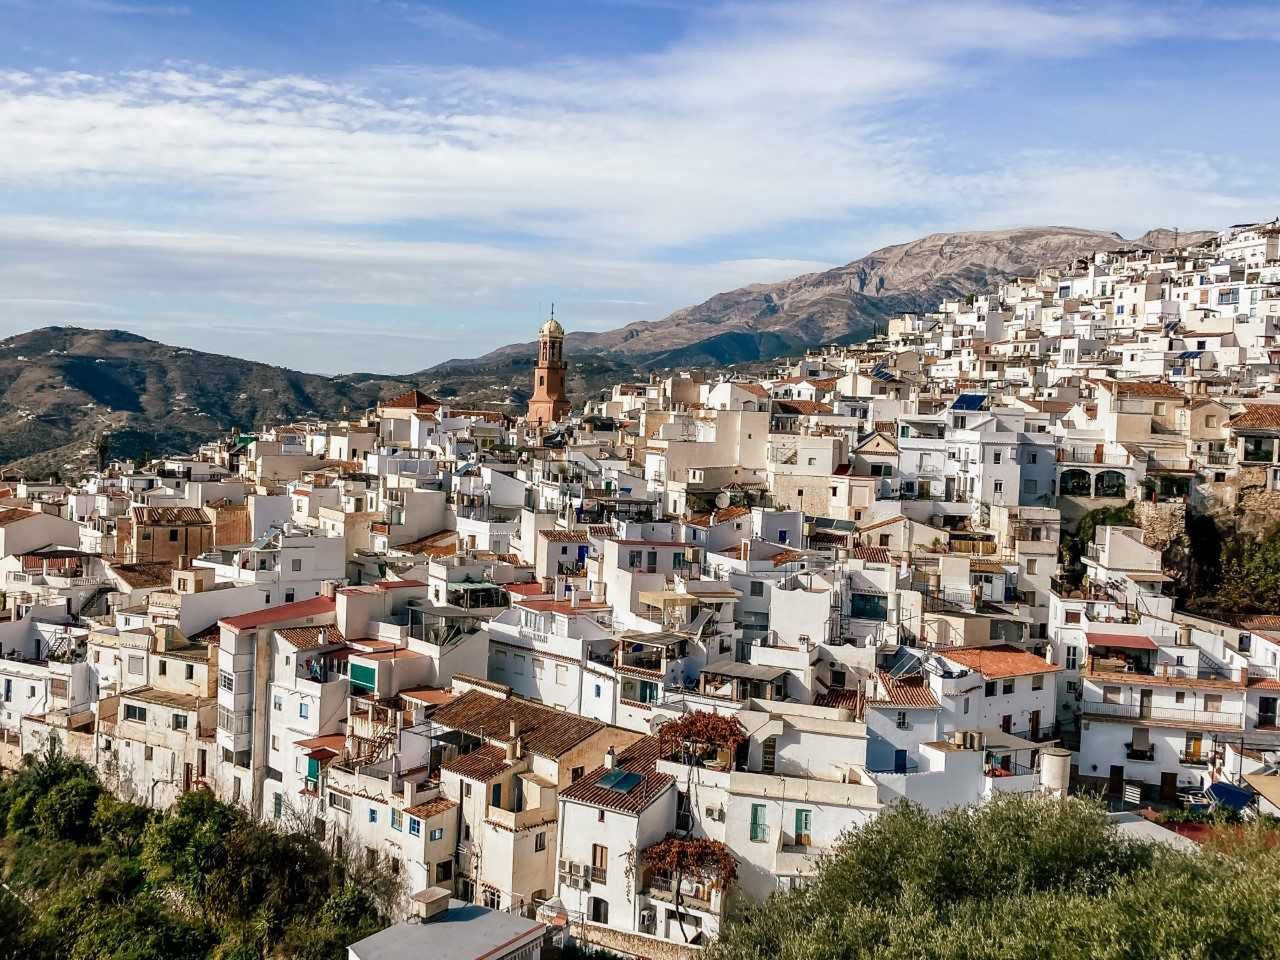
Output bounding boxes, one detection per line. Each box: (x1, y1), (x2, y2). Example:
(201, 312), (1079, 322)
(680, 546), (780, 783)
(1094, 470), (1127, 498)
(1059, 468), (1091, 496)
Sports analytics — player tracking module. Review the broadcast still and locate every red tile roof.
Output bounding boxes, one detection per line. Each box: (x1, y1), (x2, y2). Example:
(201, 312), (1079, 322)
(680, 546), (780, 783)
(434, 689), (605, 759)
(440, 744), (513, 782)
(685, 505), (750, 528)
(404, 796), (458, 820)
(942, 645), (1061, 680)
(277, 624), (344, 649)
(851, 546), (892, 564)
(515, 598), (610, 615)
(0, 508), (42, 527)
(539, 530), (589, 543)
(130, 506), (210, 525)
(382, 388), (439, 409)
(220, 596), (335, 631)
(560, 736), (672, 814)
(1086, 632), (1157, 651)
(868, 671), (938, 708)
(1229, 404), (1280, 430)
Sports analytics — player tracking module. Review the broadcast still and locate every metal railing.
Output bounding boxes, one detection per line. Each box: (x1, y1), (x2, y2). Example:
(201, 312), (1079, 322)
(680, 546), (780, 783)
(1124, 742), (1155, 761)
(1080, 699), (1242, 729)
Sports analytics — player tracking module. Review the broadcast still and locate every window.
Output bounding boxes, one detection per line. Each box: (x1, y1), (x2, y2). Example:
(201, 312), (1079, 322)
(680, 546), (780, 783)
(172, 713), (188, 731)
(430, 827), (444, 841)
(185, 664), (194, 681)
(1001, 678), (1015, 695)
(571, 766), (584, 783)
(992, 450), (1002, 465)
(273, 793), (283, 820)
(878, 533), (891, 547)
(219, 671), (234, 693)
(291, 558), (302, 572)
(368, 807), (378, 825)
(144, 745), (154, 761)
(284, 589), (295, 603)
(158, 660), (167, 676)
(1065, 611), (1082, 625)
(1031, 674), (1044, 691)
(750, 803), (768, 842)
(1065, 646), (1079, 670)
(408, 817), (421, 837)
(327, 791), (351, 813)
(435, 860), (453, 883)
(750, 581), (764, 597)
(273, 695), (282, 712)
(128, 656), (145, 675)
(591, 844), (608, 883)
(1027, 559), (1038, 575)
(963, 696), (970, 715)
(168, 528), (179, 542)
(1175, 691), (1186, 704)
(483, 889), (501, 910)
(1028, 451), (1038, 465)
(896, 710), (907, 729)
(628, 550), (643, 569)
(1203, 693), (1223, 713)
(993, 480), (1004, 496)
(984, 680), (997, 697)
(391, 809), (403, 831)
(831, 486), (838, 497)
(299, 701), (310, 719)
(124, 703), (147, 723)
(535, 831), (546, 852)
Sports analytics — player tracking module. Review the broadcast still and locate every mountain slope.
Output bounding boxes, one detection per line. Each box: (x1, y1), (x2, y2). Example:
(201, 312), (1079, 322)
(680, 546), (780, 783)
(459, 225), (1208, 368)
(0, 328), (416, 475)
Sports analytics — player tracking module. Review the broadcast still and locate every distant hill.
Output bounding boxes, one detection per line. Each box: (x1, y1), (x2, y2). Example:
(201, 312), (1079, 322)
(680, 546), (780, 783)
(0, 328), (416, 476)
(447, 225), (1216, 369)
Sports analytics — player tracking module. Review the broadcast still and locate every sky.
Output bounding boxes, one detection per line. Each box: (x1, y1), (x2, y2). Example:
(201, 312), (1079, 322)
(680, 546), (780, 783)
(0, 1), (1277, 374)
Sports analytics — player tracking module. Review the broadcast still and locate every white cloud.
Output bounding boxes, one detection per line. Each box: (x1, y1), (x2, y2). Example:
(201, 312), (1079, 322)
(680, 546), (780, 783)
(0, 0), (1274, 364)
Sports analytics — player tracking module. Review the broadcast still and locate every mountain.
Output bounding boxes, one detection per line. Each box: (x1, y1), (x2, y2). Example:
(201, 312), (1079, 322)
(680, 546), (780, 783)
(0, 327), (417, 476)
(453, 225), (1211, 368)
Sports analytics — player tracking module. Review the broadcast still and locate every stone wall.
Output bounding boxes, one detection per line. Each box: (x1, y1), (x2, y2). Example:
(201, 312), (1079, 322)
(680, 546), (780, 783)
(1133, 500), (1186, 552)
(570, 920), (702, 960)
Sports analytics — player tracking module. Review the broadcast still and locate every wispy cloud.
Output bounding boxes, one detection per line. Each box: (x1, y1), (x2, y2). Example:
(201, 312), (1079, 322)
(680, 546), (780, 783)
(0, 0), (1274, 364)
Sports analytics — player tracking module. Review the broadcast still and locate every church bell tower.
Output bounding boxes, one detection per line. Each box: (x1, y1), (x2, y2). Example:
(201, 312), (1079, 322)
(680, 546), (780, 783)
(527, 308), (571, 427)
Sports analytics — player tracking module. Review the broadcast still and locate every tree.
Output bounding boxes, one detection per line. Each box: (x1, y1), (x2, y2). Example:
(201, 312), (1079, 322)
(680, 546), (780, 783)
(708, 795), (1280, 960)
(641, 834), (737, 943)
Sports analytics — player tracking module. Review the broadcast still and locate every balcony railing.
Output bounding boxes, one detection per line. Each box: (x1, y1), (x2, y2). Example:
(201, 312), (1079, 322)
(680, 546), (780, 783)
(1180, 751), (1210, 767)
(590, 866), (607, 884)
(1080, 699), (1242, 729)
(1124, 742), (1155, 762)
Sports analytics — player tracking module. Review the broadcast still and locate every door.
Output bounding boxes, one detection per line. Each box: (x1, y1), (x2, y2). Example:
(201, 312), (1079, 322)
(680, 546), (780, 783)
(1028, 709), (1041, 740)
(1260, 696), (1277, 728)
(794, 808), (812, 847)
(1184, 733), (1202, 764)
(761, 737), (777, 774)
(893, 749), (908, 773)
(1000, 714), (1013, 733)
(1108, 764), (1124, 795)
(1160, 772), (1178, 804)
(1139, 689), (1153, 720)
(183, 762), (192, 794)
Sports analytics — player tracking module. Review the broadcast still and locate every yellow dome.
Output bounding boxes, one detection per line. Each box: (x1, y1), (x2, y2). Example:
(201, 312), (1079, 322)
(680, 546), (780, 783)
(539, 315), (565, 338)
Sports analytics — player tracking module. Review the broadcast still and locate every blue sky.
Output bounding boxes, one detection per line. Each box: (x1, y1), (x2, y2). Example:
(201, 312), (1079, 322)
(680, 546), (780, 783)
(0, 0), (1276, 373)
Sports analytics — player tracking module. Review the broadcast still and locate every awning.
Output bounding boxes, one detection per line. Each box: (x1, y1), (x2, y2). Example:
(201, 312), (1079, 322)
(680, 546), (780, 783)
(639, 591), (698, 607)
(1087, 632), (1157, 651)
(702, 660), (790, 682)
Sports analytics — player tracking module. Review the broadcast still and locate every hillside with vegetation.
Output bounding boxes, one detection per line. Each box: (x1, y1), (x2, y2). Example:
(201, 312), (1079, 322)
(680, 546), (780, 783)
(709, 794), (1280, 960)
(0, 742), (395, 960)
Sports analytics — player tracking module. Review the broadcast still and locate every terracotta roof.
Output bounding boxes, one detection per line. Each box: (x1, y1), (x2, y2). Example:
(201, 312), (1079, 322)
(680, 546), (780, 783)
(382, 388), (439, 409)
(539, 530), (589, 543)
(941, 644), (1061, 680)
(771, 549), (810, 567)
(811, 530), (852, 546)
(1086, 632), (1157, 651)
(374, 579), (426, 590)
(734, 383), (769, 398)
(0, 508), (41, 527)
(277, 624), (344, 650)
(220, 596), (335, 631)
(560, 736), (672, 814)
(858, 515), (905, 533)
(131, 506), (210, 525)
(108, 561), (174, 588)
(398, 687), (457, 707)
(404, 796), (458, 820)
(685, 505), (750, 528)
(1094, 379), (1186, 400)
(850, 546), (892, 564)
(1229, 404), (1280, 430)
(505, 582), (550, 598)
(813, 688), (862, 711)
(869, 670), (938, 708)
(773, 399), (833, 416)
(433, 689), (605, 759)
(440, 744), (513, 782)
(1241, 615), (1280, 631)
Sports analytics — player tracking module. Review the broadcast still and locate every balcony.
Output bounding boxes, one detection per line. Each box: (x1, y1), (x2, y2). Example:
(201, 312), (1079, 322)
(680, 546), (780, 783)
(1080, 699), (1242, 730)
(590, 866), (607, 884)
(1179, 751), (1210, 767)
(1124, 742), (1155, 762)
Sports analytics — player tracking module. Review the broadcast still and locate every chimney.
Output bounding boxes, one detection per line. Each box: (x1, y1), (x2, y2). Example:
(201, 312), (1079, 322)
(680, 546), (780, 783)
(603, 746), (616, 770)
(570, 587), (580, 609)
(509, 718), (520, 739)
(515, 736), (524, 760)
(321, 580), (338, 600)
(740, 539), (750, 562)
(177, 554), (190, 571)
(505, 739), (518, 762)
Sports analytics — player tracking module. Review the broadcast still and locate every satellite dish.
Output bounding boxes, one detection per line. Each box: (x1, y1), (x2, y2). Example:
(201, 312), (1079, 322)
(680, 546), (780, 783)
(714, 491), (731, 509)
